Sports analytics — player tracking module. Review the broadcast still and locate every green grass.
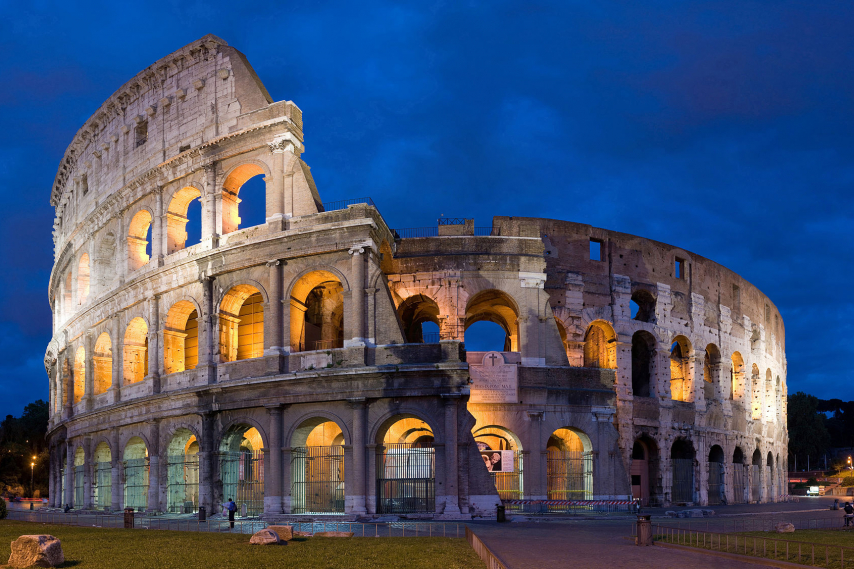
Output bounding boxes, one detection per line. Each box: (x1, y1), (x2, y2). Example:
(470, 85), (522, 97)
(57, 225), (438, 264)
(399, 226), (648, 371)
(656, 528), (854, 569)
(0, 521), (482, 569)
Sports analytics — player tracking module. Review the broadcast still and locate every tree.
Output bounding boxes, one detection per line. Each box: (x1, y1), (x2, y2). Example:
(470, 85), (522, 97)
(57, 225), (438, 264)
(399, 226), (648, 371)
(788, 392), (830, 469)
(0, 400), (49, 497)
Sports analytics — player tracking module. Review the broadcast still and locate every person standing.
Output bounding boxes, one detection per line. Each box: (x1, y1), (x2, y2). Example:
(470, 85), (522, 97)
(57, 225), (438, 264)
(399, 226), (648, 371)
(226, 498), (237, 529)
(843, 502), (853, 527)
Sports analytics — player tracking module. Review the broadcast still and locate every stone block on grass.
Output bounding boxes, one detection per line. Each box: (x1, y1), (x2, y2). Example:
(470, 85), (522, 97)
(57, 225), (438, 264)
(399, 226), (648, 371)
(267, 525), (294, 541)
(8, 535), (64, 568)
(249, 529), (285, 545)
(314, 531), (354, 538)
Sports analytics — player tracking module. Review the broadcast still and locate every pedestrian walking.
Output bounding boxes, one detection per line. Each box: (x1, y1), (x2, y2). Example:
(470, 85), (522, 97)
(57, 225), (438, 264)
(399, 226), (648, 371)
(225, 498), (237, 529)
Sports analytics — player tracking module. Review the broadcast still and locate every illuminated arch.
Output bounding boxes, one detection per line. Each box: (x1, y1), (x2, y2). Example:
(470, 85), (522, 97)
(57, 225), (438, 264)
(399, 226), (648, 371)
(289, 270), (344, 353)
(73, 346), (85, 404)
(123, 317), (148, 384)
(78, 253), (90, 304)
(93, 332), (112, 395)
(127, 209), (152, 271)
(221, 163), (268, 234)
(164, 300), (200, 373)
(219, 285), (264, 362)
(583, 321), (616, 369)
(166, 186), (202, 254)
(465, 289), (520, 352)
(669, 335), (692, 402)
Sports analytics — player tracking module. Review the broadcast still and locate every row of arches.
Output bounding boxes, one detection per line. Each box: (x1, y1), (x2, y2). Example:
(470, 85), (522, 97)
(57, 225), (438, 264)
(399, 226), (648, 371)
(631, 437), (784, 506)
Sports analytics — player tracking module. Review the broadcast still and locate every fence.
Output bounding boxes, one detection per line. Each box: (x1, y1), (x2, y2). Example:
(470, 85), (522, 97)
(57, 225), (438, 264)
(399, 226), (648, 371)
(291, 446), (345, 514)
(546, 450), (592, 501)
(503, 499), (637, 515)
(392, 227), (496, 238)
(651, 522), (854, 568)
(376, 443), (435, 514)
(7, 510), (465, 538)
(466, 526), (508, 569)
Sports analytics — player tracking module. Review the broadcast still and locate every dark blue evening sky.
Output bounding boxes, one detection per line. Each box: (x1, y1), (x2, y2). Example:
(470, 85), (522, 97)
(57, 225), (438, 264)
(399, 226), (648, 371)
(0, 1), (851, 417)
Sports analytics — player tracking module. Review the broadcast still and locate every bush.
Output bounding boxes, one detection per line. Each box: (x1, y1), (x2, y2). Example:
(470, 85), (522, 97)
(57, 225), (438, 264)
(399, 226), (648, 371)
(0, 498), (7, 520)
(842, 476), (854, 487)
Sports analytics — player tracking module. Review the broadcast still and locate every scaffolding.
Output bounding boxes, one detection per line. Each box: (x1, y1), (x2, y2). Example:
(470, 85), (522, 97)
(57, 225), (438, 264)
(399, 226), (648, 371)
(93, 461), (111, 509)
(219, 451), (264, 516)
(547, 450), (593, 501)
(377, 443), (435, 514)
(167, 454), (200, 513)
(291, 446), (345, 514)
(123, 457), (150, 511)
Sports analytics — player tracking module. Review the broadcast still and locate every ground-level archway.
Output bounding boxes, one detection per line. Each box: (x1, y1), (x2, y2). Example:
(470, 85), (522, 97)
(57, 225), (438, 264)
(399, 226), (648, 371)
(546, 428), (593, 501)
(73, 447), (85, 508)
(166, 429), (199, 513)
(751, 449), (762, 502)
(631, 436), (659, 507)
(123, 437), (149, 511)
(732, 447), (746, 504)
(671, 439), (695, 504)
(291, 419), (345, 514)
(473, 425), (523, 500)
(708, 445), (725, 505)
(375, 415), (436, 514)
(93, 442), (111, 510)
(219, 425), (264, 516)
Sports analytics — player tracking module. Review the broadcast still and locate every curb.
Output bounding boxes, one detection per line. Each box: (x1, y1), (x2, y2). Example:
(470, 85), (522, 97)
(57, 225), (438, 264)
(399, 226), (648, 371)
(653, 541), (813, 568)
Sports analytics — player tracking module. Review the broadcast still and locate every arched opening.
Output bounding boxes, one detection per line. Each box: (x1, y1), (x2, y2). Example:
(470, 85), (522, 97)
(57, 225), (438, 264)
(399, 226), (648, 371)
(631, 331), (655, 397)
(93, 442), (111, 510)
(703, 344), (721, 401)
(73, 447), (85, 508)
(73, 346), (85, 404)
(751, 364), (762, 420)
(465, 290), (519, 352)
(166, 428), (199, 513)
(164, 301), (199, 374)
(669, 336), (692, 402)
(473, 425), (523, 500)
(219, 285), (264, 362)
(375, 415), (435, 514)
(94, 232), (116, 295)
(123, 318), (148, 384)
(776, 376), (782, 421)
(218, 425), (264, 516)
(547, 428), (593, 501)
(670, 439), (695, 504)
(708, 445), (725, 505)
(166, 187), (203, 254)
(222, 163), (267, 234)
(631, 437), (659, 506)
(78, 253), (90, 304)
(59, 446), (67, 508)
(732, 447), (746, 504)
(766, 451), (774, 500)
(765, 369), (774, 420)
(731, 352), (744, 400)
(63, 272), (72, 318)
(93, 332), (112, 396)
(127, 210), (153, 271)
(291, 419), (345, 514)
(123, 437), (149, 511)
(583, 321), (616, 369)
(630, 289), (656, 323)
(290, 271), (344, 352)
(397, 294), (441, 343)
(751, 449), (762, 502)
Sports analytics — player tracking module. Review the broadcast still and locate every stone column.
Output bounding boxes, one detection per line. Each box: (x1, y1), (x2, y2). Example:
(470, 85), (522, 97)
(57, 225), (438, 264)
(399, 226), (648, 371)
(198, 413), (215, 514)
(264, 261), (284, 373)
(281, 446), (293, 514)
(65, 441), (74, 508)
(84, 330), (94, 411)
(83, 437), (93, 508)
(152, 187), (164, 266)
(111, 429), (121, 511)
(198, 277), (216, 384)
(264, 406), (283, 515)
(147, 295), (161, 393)
(64, 355), (74, 420)
(441, 394), (462, 516)
(525, 410), (546, 500)
(266, 139), (286, 222)
(366, 444), (377, 514)
(201, 163), (219, 249)
(147, 420), (160, 512)
(111, 314), (122, 403)
(347, 245), (367, 347)
(348, 398), (367, 514)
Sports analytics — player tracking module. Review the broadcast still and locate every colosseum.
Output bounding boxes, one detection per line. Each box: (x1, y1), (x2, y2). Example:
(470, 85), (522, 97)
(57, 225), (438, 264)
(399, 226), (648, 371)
(44, 35), (788, 520)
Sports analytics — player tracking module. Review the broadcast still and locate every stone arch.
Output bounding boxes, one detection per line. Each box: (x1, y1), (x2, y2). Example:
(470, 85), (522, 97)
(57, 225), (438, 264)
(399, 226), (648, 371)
(219, 417), (269, 452)
(289, 270), (345, 353)
(751, 364), (762, 420)
(731, 351), (745, 400)
(221, 161), (271, 234)
(631, 331), (656, 397)
(165, 427), (200, 513)
(217, 421), (266, 516)
(473, 425), (523, 500)
(123, 436), (150, 510)
(765, 369), (774, 420)
(290, 415), (347, 514)
(766, 451), (775, 499)
(670, 438), (695, 503)
(703, 344), (722, 401)
(669, 335), (693, 402)
(127, 209), (153, 271)
(287, 411), (351, 447)
(583, 320), (616, 369)
(166, 185), (203, 254)
(708, 444), (725, 505)
(218, 284), (265, 362)
(93, 231), (117, 295)
(164, 299), (200, 374)
(464, 289), (520, 352)
(731, 446), (746, 504)
(78, 252), (90, 304)
(93, 440), (112, 509)
(397, 294), (441, 343)
(72, 446), (85, 507)
(751, 448), (763, 502)
(73, 346), (85, 404)
(547, 427), (593, 500)
(370, 408), (442, 446)
(93, 332), (112, 396)
(123, 317), (149, 384)
(631, 435), (660, 506)
(630, 289), (656, 323)
(374, 413), (437, 514)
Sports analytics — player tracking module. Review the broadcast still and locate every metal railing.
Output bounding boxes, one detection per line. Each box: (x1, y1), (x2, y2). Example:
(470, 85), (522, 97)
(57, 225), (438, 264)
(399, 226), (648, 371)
(503, 499), (637, 515)
(631, 514), (848, 535)
(421, 332), (440, 344)
(652, 522), (854, 568)
(7, 510), (464, 538)
(321, 197), (376, 212)
(393, 226), (496, 239)
(438, 218), (468, 225)
(466, 526), (508, 569)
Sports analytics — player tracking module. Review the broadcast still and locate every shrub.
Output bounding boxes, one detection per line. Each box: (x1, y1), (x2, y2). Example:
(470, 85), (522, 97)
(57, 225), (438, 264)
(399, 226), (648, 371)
(842, 476), (854, 487)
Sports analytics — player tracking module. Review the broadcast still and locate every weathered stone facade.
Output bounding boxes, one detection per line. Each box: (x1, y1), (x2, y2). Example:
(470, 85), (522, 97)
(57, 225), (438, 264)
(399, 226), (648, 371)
(45, 36), (787, 519)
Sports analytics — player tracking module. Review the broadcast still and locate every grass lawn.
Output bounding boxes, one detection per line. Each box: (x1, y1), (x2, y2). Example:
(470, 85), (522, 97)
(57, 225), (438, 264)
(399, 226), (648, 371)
(0, 521), (482, 569)
(656, 527), (854, 569)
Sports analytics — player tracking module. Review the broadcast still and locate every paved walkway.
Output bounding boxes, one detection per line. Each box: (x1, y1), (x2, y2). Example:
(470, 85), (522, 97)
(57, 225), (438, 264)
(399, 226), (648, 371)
(471, 519), (773, 569)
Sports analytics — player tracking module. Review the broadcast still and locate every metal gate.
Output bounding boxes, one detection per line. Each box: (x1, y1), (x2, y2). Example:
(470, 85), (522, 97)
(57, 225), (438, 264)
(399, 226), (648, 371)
(73, 465), (84, 507)
(60, 467), (65, 507)
(220, 451), (264, 516)
(707, 461), (724, 505)
(376, 443), (435, 514)
(94, 461), (111, 509)
(123, 457), (150, 511)
(671, 459), (694, 503)
(291, 446), (345, 514)
(751, 465), (761, 502)
(732, 465), (746, 504)
(167, 454), (199, 513)
(491, 451), (523, 500)
(547, 450), (593, 500)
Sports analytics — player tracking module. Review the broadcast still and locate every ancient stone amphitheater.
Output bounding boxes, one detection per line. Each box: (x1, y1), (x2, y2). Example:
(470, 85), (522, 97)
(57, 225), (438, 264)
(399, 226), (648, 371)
(44, 35), (788, 520)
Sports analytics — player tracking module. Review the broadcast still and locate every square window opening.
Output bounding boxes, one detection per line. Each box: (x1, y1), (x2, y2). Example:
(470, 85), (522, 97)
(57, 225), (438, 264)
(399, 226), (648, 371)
(675, 258), (685, 279)
(590, 239), (602, 261)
